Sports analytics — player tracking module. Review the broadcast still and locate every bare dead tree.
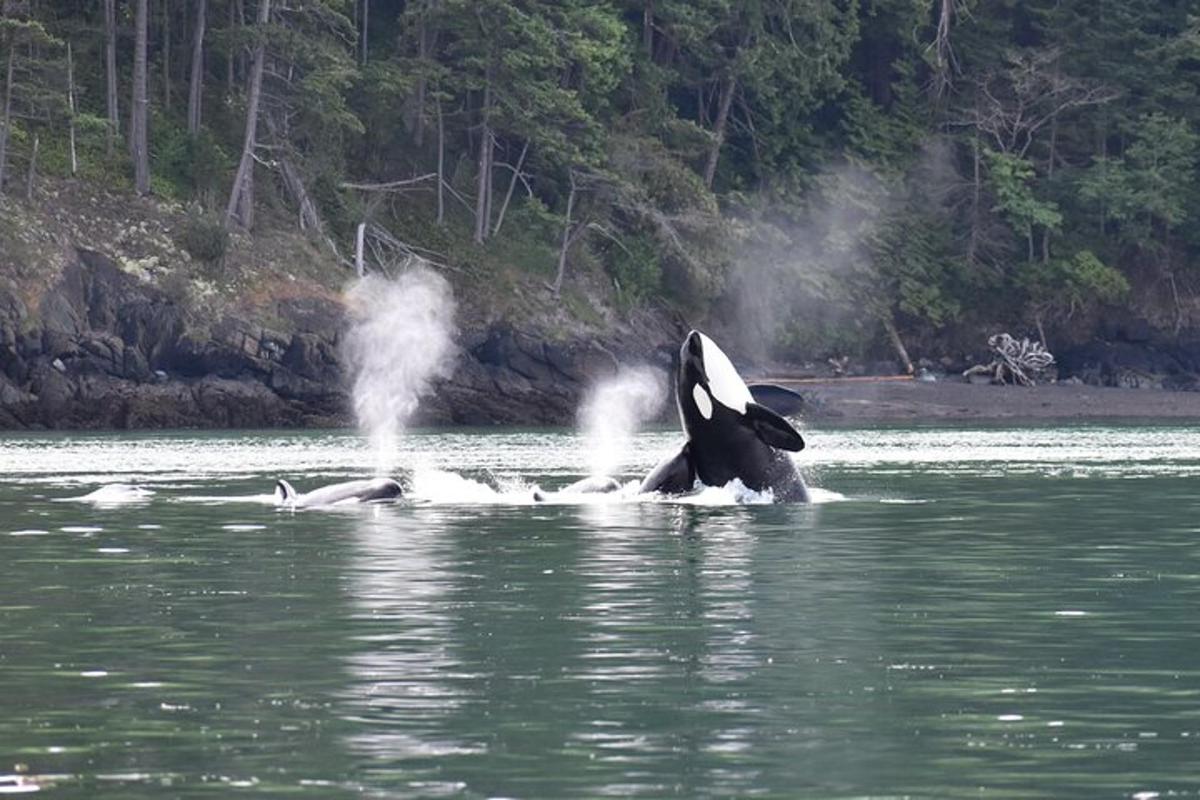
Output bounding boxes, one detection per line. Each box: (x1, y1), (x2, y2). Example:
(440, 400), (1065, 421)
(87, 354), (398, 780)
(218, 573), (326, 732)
(703, 72), (736, 189)
(225, 0), (270, 228)
(551, 168), (580, 296)
(66, 40), (76, 175)
(964, 333), (1055, 386)
(957, 49), (1118, 160)
(929, 0), (961, 98)
(492, 138), (528, 237)
(341, 173), (437, 193)
(24, 131), (36, 198)
(472, 79), (492, 244)
(435, 98), (445, 225)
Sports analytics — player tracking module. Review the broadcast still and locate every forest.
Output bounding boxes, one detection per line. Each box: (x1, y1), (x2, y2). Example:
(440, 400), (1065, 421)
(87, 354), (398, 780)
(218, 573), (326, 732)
(1, 0), (1198, 367)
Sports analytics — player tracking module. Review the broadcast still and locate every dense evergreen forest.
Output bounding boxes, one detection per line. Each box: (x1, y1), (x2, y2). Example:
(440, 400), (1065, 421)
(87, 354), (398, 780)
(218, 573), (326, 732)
(1, 0), (1198, 366)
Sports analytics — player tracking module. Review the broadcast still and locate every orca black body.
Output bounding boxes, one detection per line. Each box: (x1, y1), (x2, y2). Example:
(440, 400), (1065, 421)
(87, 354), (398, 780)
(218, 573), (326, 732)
(274, 477), (403, 508)
(639, 331), (809, 502)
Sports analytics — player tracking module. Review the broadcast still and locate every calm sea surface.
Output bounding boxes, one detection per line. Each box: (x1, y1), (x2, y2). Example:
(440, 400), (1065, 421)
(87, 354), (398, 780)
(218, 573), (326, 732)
(2, 424), (1200, 798)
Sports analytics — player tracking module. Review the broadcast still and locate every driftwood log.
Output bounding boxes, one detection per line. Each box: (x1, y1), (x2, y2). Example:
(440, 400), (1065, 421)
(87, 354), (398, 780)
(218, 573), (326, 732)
(963, 334), (1055, 386)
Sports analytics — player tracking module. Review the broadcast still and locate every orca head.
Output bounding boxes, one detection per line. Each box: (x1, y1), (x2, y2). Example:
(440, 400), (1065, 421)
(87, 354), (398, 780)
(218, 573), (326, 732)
(677, 330), (805, 452)
(677, 330), (753, 433)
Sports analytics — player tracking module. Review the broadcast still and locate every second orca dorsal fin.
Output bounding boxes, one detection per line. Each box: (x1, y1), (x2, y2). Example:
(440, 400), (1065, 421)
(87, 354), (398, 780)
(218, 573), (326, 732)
(745, 402), (805, 452)
(274, 479), (298, 505)
(748, 383), (806, 417)
(638, 443), (697, 495)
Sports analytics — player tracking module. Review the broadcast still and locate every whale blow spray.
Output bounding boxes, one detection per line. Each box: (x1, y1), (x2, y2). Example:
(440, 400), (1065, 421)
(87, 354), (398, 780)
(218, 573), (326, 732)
(579, 366), (666, 479)
(345, 267), (457, 474)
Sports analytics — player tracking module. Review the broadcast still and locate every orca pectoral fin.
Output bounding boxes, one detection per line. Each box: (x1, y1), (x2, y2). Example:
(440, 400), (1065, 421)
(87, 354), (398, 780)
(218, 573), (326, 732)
(638, 444), (696, 495)
(745, 402), (805, 451)
(748, 383), (806, 417)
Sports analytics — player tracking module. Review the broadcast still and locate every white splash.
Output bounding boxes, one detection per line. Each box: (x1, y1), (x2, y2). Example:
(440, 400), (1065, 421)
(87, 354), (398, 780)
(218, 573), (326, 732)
(409, 469), (529, 505)
(344, 268), (457, 475)
(578, 366), (666, 479)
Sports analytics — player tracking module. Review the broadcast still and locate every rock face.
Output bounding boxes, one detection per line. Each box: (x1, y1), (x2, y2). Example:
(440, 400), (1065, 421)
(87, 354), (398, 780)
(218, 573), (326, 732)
(0, 249), (683, 430)
(1057, 328), (1200, 391)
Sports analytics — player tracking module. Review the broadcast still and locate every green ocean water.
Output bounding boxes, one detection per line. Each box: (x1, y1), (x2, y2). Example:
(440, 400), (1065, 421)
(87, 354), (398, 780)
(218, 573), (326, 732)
(1, 424), (1199, 798)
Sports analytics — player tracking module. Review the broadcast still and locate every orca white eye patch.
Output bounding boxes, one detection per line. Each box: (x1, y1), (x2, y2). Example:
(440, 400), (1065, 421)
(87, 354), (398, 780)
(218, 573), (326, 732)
(693, 383), (713, 420)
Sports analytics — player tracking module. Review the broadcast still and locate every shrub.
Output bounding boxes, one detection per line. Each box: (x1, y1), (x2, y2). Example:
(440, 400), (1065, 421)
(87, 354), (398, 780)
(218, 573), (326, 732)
(178, 212), (229, 264)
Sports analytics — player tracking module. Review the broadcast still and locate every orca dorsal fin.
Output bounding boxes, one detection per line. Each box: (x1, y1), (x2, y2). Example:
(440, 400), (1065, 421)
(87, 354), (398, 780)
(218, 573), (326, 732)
(638, 443), (697, 495)
(745, 402), (805, 452)
(274, 479), (298, 505)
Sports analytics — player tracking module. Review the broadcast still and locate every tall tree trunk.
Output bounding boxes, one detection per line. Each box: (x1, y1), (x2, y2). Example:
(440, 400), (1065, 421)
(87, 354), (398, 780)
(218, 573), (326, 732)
(0, 47), (13, 194)
(354, 222), (365, 276)
(105, 0), (119, 153)
(933, 0), (954, 95)
(552, 170), (578, 296)
(130, 0), (150, 195)
(435, 98), (445, 226)
(161, 0), (171, 110)
(881, 311), (914, 375)
(25, 134), (38, 200)
(360, 0), (368, 65)
(226, 0), (234, 94)
(473, 80), (491, 244)
(225, 0), (270, 229)
(187, 0), (206, 135)
(968, 131), (981, 262)
(67, 42), (78, 176)
(235, 0), (246, 77)
(703, 74), (735, 190)
(642, 0), (653, 57)
(412, 13), (427, 146)
(493, 138), (528, 237)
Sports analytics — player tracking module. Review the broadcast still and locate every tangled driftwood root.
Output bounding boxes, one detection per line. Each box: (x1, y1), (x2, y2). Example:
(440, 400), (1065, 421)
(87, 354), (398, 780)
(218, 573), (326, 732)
(963, 334), (1055, 386)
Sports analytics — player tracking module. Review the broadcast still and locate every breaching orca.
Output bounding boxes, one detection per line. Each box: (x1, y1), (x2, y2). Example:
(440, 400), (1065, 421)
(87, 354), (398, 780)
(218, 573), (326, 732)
(274, 477), (403, 508)
(639, 330), (809, 502)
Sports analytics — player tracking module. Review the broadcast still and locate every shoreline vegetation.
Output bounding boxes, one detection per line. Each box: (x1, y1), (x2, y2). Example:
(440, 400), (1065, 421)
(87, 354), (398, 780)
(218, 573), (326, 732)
(4, 3), (1200, 430)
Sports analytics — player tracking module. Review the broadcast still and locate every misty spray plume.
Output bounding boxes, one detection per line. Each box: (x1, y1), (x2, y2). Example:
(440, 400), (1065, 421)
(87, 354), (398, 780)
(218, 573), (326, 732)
(578, 366), (666, 479)
(345, 267), (457, 475)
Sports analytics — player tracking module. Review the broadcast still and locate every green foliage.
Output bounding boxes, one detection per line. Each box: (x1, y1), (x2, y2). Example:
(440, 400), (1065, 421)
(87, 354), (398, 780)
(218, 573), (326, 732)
(13, 0), (1200, 356)
(1079, 113), (1199, 251)
(1020, 249), (1129, 330)
(178, 212), (231, 265)
(149, 115), (233, 204)
(606, 231), (662, 305)
(985, 149), (1063, 257)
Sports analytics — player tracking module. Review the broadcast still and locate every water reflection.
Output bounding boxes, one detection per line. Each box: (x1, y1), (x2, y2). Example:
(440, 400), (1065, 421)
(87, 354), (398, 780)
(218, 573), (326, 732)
(5, 427), (1200, 797)
(341, 507), (475, 788)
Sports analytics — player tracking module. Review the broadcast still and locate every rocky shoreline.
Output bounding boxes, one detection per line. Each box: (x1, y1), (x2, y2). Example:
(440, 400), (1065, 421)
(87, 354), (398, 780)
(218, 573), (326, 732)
(5, 248), (1200, 431)
(0, 248), (684, 430)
